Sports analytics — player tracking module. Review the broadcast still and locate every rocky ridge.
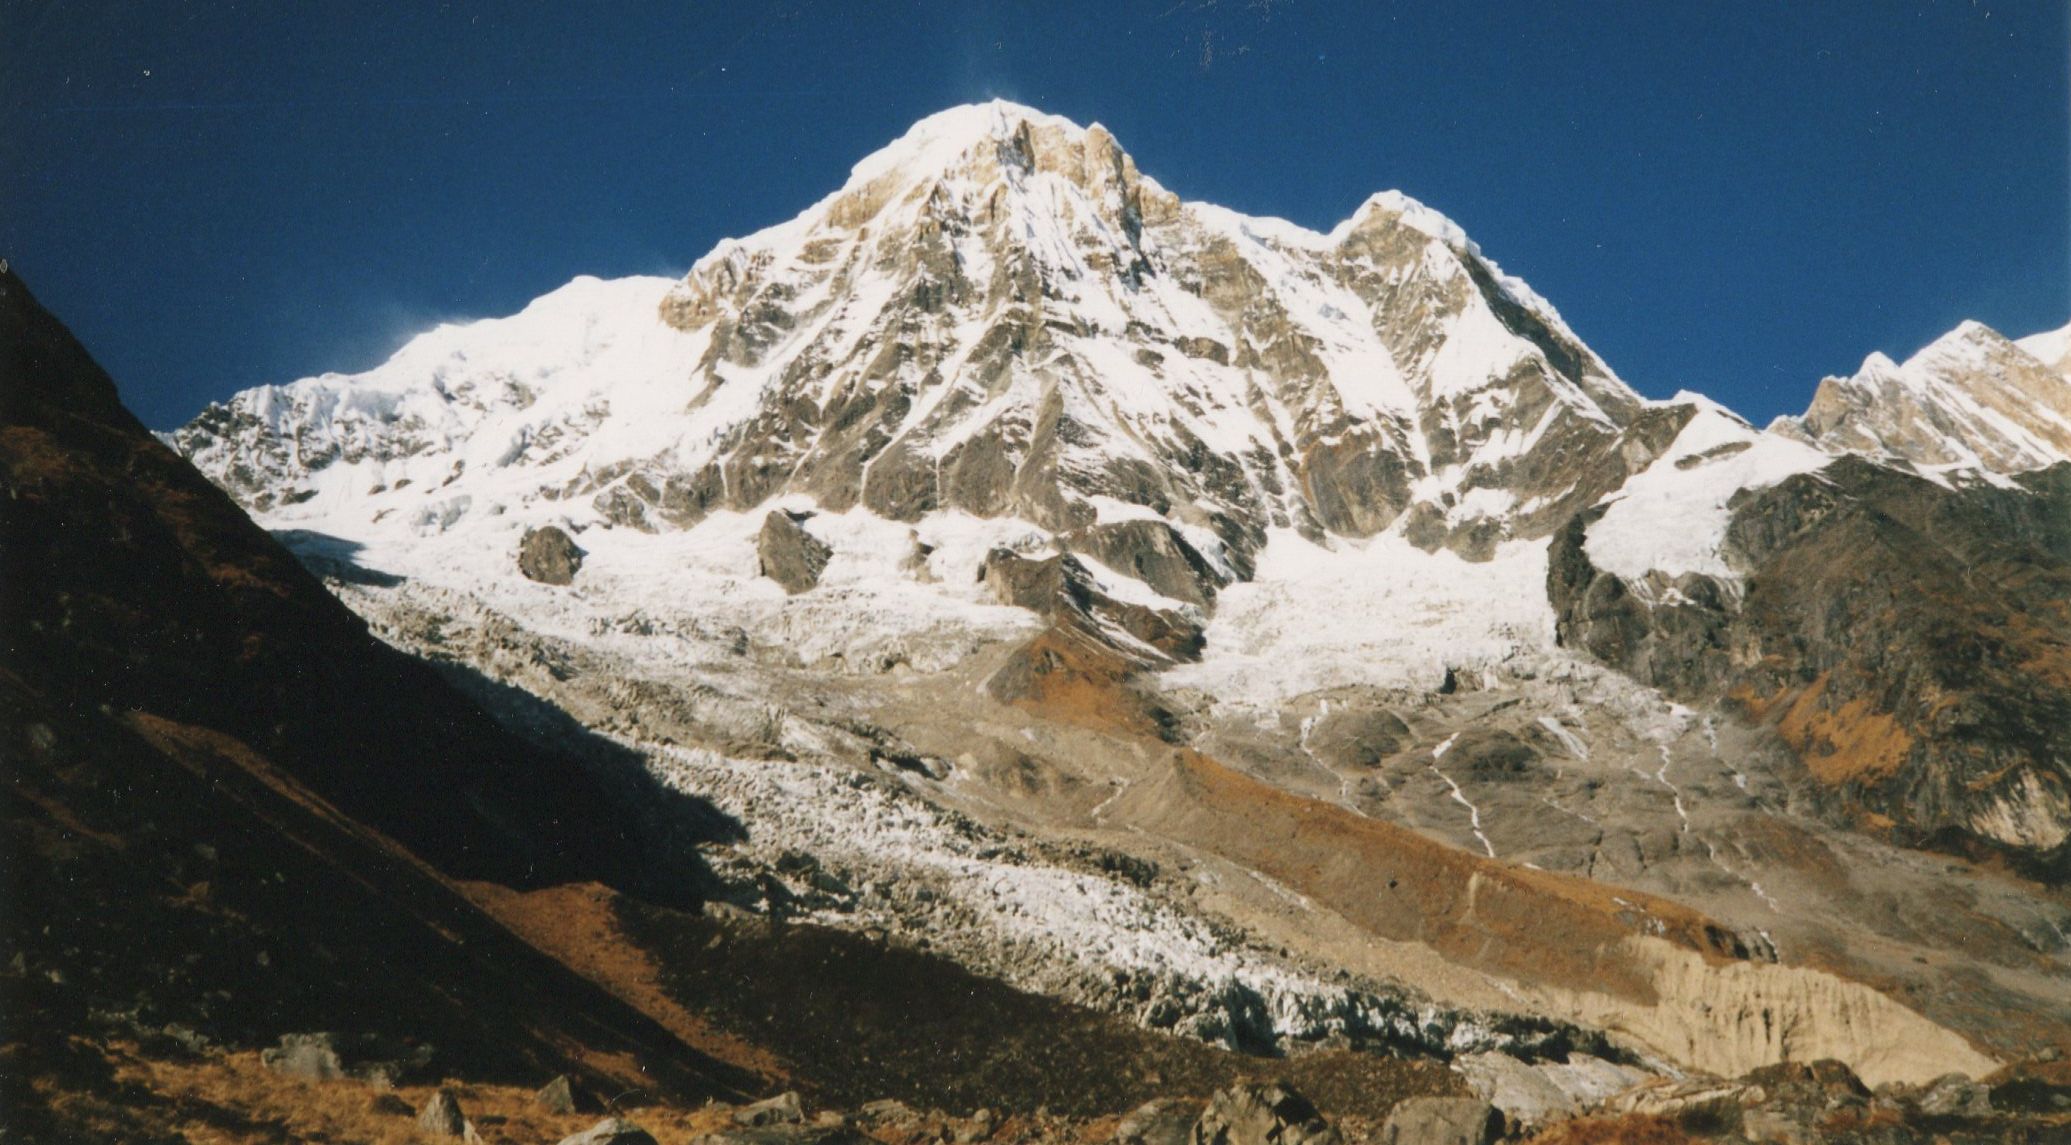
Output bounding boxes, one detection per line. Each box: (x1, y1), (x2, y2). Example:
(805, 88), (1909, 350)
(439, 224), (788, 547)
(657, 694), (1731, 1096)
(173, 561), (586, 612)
(1776, 318), (2071, 475)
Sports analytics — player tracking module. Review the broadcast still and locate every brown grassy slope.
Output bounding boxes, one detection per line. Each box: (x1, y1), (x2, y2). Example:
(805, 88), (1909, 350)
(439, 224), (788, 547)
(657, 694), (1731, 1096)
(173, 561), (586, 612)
(0, 265), (701, 894)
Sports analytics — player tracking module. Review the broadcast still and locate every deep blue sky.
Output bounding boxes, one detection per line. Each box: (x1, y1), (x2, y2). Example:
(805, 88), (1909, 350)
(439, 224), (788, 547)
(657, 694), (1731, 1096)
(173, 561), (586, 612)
(5, 1), (2065, 429)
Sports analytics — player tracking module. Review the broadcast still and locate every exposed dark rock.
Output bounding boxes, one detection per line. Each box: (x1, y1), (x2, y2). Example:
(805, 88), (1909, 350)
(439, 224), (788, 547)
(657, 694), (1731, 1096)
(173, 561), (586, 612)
(1547, 507), (1734, 699)
(979, 547), (1203, 662)
(519, 525), (586, 585)
(1550, 456), (2071, 874)
(1302, 706), (1410, 769)
(1444, 729), (1539, 780)
(1065, 518), (1225, 606)
(758, 511), (833, 595)
(1376, 1096), (1506, 1145)
(1190, 1083), (1340, 1145)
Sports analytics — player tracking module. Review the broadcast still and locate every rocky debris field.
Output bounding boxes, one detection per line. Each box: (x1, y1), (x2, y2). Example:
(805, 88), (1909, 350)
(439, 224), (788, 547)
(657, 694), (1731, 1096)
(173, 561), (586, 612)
(11, 1034), (2069, 1145)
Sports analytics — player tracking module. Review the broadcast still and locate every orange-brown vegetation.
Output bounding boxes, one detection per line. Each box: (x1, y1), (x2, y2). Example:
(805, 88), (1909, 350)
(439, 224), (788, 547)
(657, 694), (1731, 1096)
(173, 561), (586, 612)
(462, 881), (792, 1085)
(1773, 673), (1914, 786)
(1521, 1113), (1699, 1145)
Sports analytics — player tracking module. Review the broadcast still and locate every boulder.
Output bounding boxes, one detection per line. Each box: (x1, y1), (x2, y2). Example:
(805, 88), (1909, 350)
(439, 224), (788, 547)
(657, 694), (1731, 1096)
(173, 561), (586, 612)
(417, 1087), (466, 1137)
(1065, 519), (1225, 606)
(518, 525), (585, 585)
(1378, 1097), (1506, 1145)
(1191, 1083), (1340, 1145)
(734, 1091), (806, 1126)
(537, 1073), (597, 1114)
(1916, 1072), (1992, 1117)
(758, 511), (832, 594)
(1454, 1051), (1648, 1127)
(559, 1118), (661, 1145)
(1113, 1097), (1201, 1145)
(260, 1032), (345, 1081)
(1603, 1076), (1758, 1121)
(258, 1031), (433, 1087)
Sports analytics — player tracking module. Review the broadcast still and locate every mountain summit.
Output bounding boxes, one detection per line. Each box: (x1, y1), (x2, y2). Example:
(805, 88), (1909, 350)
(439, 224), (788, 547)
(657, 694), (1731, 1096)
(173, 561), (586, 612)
(174, 101), (1675, 602)
(1775, 318), (2071, 474)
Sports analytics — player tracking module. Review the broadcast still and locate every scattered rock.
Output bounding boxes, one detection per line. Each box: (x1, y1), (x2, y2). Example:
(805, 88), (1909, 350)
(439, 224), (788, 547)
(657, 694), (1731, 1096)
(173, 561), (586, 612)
(1916, 1072), (1992, 1117)
(518, 525), (585, 585)
(257, 1031), (432, 1087)
(418, 1088), (466, 1137)
(758, 511), (832, 594)
(735, 1091), (806, 1126)
(558, 1118), (661, 1145)
(537, 1073), (596, 1114)
(1603, 1076), (1757, 1123)
(1113, 1097), (1201, 1145)
(1378, 1097), (1506, 1145)
(858, 1099), (919, 1126)
(1191, 1083), (1340, 1145)
(367, 1092), (414, 1117)
(1454, 1051), (1649, 1127)
(260, 1031), (345, 1081)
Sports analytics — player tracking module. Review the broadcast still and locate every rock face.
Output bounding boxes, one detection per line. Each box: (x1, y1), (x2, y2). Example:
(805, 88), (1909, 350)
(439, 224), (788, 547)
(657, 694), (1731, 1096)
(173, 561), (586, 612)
(1376, 1097), (1505, 1145)
(1776, 319), (2071, 473)
(978, 546), (1203, 663)
(1553, 455), (2071, 874)
(1191, 1084), (1340, 1145)
(519, 525), (585, 584)
(758, 511), (832, 594)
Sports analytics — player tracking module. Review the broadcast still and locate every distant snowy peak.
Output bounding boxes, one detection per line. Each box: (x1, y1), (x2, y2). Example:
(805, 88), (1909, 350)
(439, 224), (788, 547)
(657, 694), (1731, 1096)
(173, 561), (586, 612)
(1774, 318), (2071, 475)
(2015, 319), (2071, 379)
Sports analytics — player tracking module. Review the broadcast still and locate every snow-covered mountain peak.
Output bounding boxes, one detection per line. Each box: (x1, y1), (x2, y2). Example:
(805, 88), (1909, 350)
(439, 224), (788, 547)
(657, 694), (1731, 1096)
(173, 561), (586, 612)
(843, 100), (1098, 185)
(2015, 318), (2071, 378)
(173, 101), (1701, 618)
(1778, 316), (2071, 475)
(1337, 189), (1473, 251)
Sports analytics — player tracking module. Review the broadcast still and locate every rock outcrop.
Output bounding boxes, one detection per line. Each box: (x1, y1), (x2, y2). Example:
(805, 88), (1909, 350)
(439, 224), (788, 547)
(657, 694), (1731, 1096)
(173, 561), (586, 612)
(1553, 456), (2071, 874)
(1191, 1083), (1340, 1145)
(758, 511), (832, 594)
(1376, 1097), (1505, 1145)
(519, 525), (586, 584)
